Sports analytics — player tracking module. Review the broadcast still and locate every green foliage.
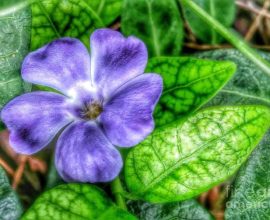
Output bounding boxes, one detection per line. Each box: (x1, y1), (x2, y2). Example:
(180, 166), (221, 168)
(197, 49), (270, 107)
(30, 0), (122, 50)
(125, 106), (270, 203)
(22, 184), (136, 220)
(197, 50), (270, 220)
(183, 0), (236, 44)
(225, 130), (270, 220)
(128, 200), (214, 220)
(121, 0), (183, 57)
(147, 57), (236, 127)
(0, 166), (22, 220)
(0, 0), (31, 129)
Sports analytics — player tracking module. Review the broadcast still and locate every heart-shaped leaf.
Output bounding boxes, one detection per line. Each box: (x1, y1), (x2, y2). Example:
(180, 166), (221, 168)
(225, 130), (270, 219)
(147, 57), (236, 127)
(197, 49), (270, 107)
(0, 166), (22, 220)
(183, 0), (236, 44)
(22, 183), (136, 220)
(121, 0), (184, 57)
(31, 0), (122, 50)
(0, 0), (31, 129)
(128, 200), (214, 220)
(125, 105), (270, 203)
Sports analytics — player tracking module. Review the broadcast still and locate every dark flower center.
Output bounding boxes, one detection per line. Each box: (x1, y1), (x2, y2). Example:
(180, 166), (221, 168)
(82, 101), (103, 120)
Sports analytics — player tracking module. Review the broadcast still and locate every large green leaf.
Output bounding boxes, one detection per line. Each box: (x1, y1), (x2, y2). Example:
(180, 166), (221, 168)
(22, 183), (136, 220)
(0, 0), (31, 129)
(128, 200), (214, 220)
(121, 0), (183, 57)
(225, 130), (270, 220)
(195, 50), (270, 220)
(196, 49), (270, 107)
(125, 106), (270, 203)
(31, 0), (122, 50)
(147, 57), (236, 127)
(183, 0), (236, 44)
(0, 166), (22, 220)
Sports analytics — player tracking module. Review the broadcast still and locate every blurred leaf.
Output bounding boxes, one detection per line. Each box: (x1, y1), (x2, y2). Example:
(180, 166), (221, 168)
(128, 200), (214, 220)
(45, 159), (63, 189)
(196, 49), (270, 107)
(121, 0), (184, 57)
(0, 0), (31, 129)
(125, 106), (270, 203)
(225, 130), (270, 220)
(22, 183), (137, 220)
(31, 0), (123, 50)
(183, 0), (236, 44)
(0, 166), (22, 220)
(147, 57), (236, 127)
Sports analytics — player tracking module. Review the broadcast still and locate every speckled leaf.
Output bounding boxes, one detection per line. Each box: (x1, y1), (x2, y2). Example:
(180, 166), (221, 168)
(196, 49), (270, 107)
(22, 184), (137, 220)
(125, 106), (270, 203)
(196, 50), (270, 219)
(225, 130), (270, 220)
(0, 1), (31, 129)
(128, 200), (214, 220)
(121, 0), (183, 57)
(31, 0), (122, 50)
(183, 0), (236, 44)
(147, 57), (236, 127)
(0, 166), (22, 220)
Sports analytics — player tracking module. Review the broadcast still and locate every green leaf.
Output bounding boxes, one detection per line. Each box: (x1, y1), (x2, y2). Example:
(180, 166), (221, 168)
(22, 183), (137, 220)
(196, 49), (270, 107)
(31, 0), (122, 50)
(121, 0), (184, 57)
(87, 0), (122, 25)
(0, 166), (22, 220)
(196, 50), (270, 220)
(183, 0), (236, 44)
(125, 105), (270, 203)
(128, 200), (214, 220)
(225, 130), (270, 219)
(147, 57), (236, 127)
(0, 0), (31, 129)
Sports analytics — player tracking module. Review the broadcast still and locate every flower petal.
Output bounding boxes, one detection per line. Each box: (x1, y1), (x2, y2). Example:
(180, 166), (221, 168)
(55, 121), (122, 183)
(100, 74), (163, 147)
(90, 29), (147, 98)
(1, 92), (72, 154)
(22, 38), (92, 97)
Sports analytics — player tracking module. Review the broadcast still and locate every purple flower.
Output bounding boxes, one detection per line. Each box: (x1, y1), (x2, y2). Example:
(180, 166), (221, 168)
(0, 29), (163, 183)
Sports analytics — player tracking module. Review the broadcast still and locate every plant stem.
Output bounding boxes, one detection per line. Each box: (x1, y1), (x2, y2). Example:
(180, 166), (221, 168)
(111, 177), (127, 210)
(180, 0), (270, 77)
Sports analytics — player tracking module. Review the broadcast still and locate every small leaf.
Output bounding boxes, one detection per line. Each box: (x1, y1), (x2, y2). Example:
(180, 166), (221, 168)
(22, 183), (136, 220)
(183, 0), (236, 44)
(128, 200), (214, 220)
(0, 0), (31, 129)
(225, 130), (270, 219)
(121, 0), (184, 57)
(196, 49), (270, 107)
(125, 106), (270, 203)
(31, 0), (122, 50)
(147, 57), (236, 127)
(0, 166), (22, 220)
